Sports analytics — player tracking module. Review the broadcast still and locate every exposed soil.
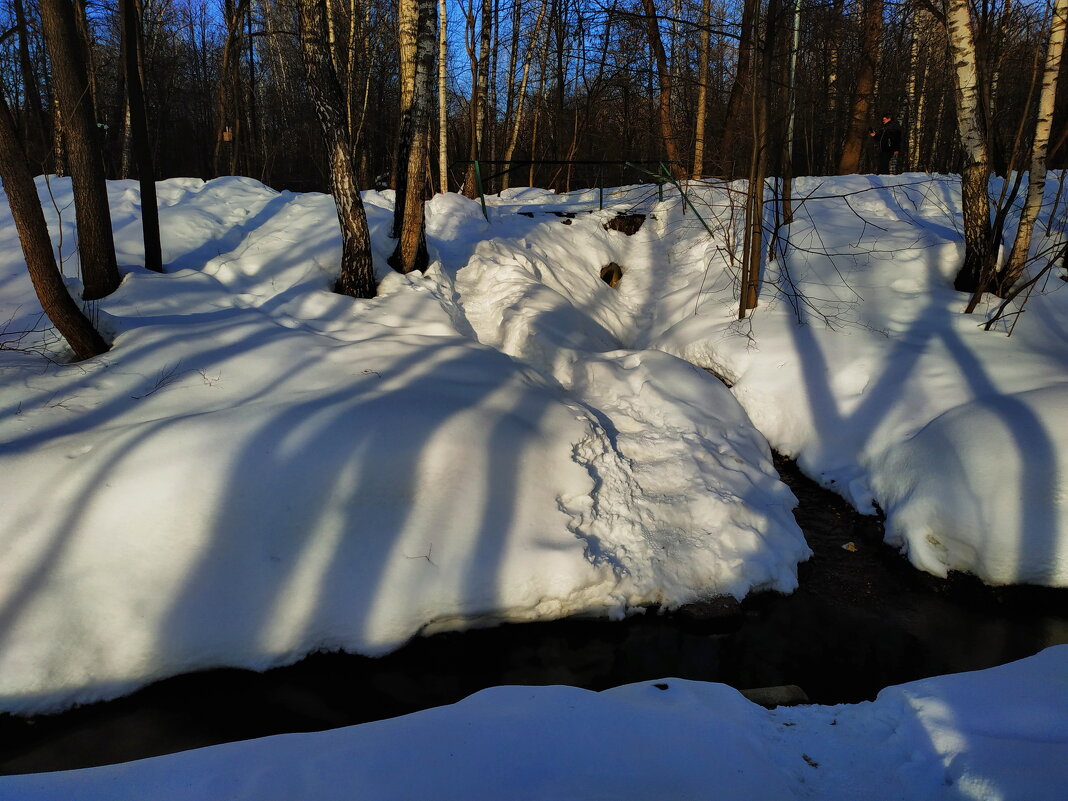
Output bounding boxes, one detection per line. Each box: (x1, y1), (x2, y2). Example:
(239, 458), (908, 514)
(2, 456), (1066, 775)
(603, 213), (646, 235)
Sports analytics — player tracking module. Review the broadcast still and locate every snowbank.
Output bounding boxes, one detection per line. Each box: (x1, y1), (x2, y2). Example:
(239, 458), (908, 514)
(2, 646), (1065, 800)
(0, 177), (805, 714)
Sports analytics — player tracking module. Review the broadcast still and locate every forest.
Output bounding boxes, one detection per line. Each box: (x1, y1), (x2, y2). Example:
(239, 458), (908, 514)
(2, 0), (1066, 194)
(3, 0), (1065, 340)
(2, 0), (1068, 793)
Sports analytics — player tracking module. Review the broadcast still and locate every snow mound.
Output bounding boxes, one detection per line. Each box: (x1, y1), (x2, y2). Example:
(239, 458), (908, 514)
(0, 177), (805, 714)
(3, 646), (1065, 800)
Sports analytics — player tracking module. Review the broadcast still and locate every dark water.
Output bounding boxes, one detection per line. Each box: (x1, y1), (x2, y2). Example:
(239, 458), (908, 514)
(2, 455), (1066, 775)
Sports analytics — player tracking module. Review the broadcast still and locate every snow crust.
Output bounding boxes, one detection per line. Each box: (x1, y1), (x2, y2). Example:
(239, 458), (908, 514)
(0, 177), (805, 714)
(2, 646), (1066, 800)
(1, 170), (1066, 725)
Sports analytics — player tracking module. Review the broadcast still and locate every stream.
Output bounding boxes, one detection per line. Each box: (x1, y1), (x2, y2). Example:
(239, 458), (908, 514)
(2, 455), (1067, 775)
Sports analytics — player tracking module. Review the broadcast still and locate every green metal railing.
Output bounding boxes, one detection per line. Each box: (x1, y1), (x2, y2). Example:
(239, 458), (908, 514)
(453, 160), (680, 220)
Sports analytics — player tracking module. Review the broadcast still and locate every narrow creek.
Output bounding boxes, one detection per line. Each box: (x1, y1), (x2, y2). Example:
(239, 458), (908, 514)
(2, 455), (1066, 775)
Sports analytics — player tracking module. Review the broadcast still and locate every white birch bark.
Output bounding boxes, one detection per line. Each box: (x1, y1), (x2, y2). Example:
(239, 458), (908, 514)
(945, 0), (993, 295)
(1003, 0), (1067, 287)
(501, 0), (548, 190)
(438, 0), (448, 192)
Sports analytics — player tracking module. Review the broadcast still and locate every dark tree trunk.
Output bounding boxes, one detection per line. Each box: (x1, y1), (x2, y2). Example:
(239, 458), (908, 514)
(463, 0), (492, 198)
(720, 0), (759, 177)
(13, 0), (45, 161)
(955, 161), (992, 293)
(391, 0), (437, 273)
(39, 0), (121, 300)
(0, 94), (109, 360)
(121, 0), (163, 273)
(837, 0), (882, 174)
(639, 0), (683, 178)
(298, 0), (376, 298)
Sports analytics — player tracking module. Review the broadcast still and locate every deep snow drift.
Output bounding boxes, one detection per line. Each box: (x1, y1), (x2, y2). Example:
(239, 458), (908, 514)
(0, 172), (1066, 796)
(1, 176), (810, 715)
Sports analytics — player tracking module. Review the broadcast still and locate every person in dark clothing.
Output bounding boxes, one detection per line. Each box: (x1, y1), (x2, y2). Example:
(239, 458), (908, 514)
(870, 114), (902, 174)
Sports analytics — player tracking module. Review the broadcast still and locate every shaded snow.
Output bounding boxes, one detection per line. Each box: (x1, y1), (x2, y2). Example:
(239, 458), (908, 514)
(2, 647), (1066, 800)
(0, 171), (1066, 796)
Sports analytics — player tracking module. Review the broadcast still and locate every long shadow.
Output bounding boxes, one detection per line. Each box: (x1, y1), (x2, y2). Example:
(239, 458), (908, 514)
(0, 190), (305, 435)
(784, 185), (1062, 591)
(936, 324), (1061, 584)
(155, 336), (542, 679)
(163, 190), (294, 274)
(0, 319), (350, 666)
(0, 308), (333, 453)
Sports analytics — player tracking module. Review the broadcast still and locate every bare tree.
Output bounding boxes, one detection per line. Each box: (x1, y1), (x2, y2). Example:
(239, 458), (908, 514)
(212, 0), (250, 176)
(501, 0), (549, 190)
(721, 0), (758, 176)
(692, 0), (711, 179)
(0, 92), (108, 360)
(944, 0), (994, 298)
(120, 0), (163, 273)
(38, 0), (121, 300)
(640, 0), (684, 177)
(838, 0), (882, 174)
(438, 0), (449, 192)
(391, 0), (437, 273)
(1000, 0), (1067, 293)
(298, 0), (376, 298)
(462, 0), (493, 197)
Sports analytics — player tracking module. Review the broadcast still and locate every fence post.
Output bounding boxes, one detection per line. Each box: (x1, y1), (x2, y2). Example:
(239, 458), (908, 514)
(598, 167), (604, 210)
(474, 160), (488, 221)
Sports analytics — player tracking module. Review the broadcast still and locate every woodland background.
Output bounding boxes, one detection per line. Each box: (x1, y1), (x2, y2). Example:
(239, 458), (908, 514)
(3, 0), (1066, 196)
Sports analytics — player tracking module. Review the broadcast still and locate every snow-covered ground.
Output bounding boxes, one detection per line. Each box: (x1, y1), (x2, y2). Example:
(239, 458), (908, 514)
(2, 647), (1066, 800)
(1, 173), (1066, 796)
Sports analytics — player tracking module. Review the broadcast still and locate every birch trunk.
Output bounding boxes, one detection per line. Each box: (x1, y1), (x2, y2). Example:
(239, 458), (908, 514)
(391, 0), (437, 273)
(438, 0), (448, 192)
(394, 0), (420, 229)
(297, 0), (375, 298)
(782, 0), (801, 223)
(501, 0), (548, 190)
(1000, 0), (1067, 292)
(945, 0), (994, 297)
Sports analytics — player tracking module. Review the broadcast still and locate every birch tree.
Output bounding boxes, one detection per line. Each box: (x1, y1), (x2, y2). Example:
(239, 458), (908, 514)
(438, 0), (448, 192)
(944, 0), (995, 297)
(393, 0), (420, 231)
(391, 0), (437, 273)
(298, 0), (376, 298)
(501, 0), (548, 190)
(999, 0), (1067, 293)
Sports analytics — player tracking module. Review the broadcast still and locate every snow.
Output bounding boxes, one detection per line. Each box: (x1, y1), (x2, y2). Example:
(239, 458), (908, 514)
(2, 647), (1066, 800)
(1, 176), (806, 715)
(0, 171), (1066, 795)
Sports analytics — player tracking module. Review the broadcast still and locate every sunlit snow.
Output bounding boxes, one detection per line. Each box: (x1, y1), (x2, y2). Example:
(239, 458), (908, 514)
(0, 172), (1066, 797)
